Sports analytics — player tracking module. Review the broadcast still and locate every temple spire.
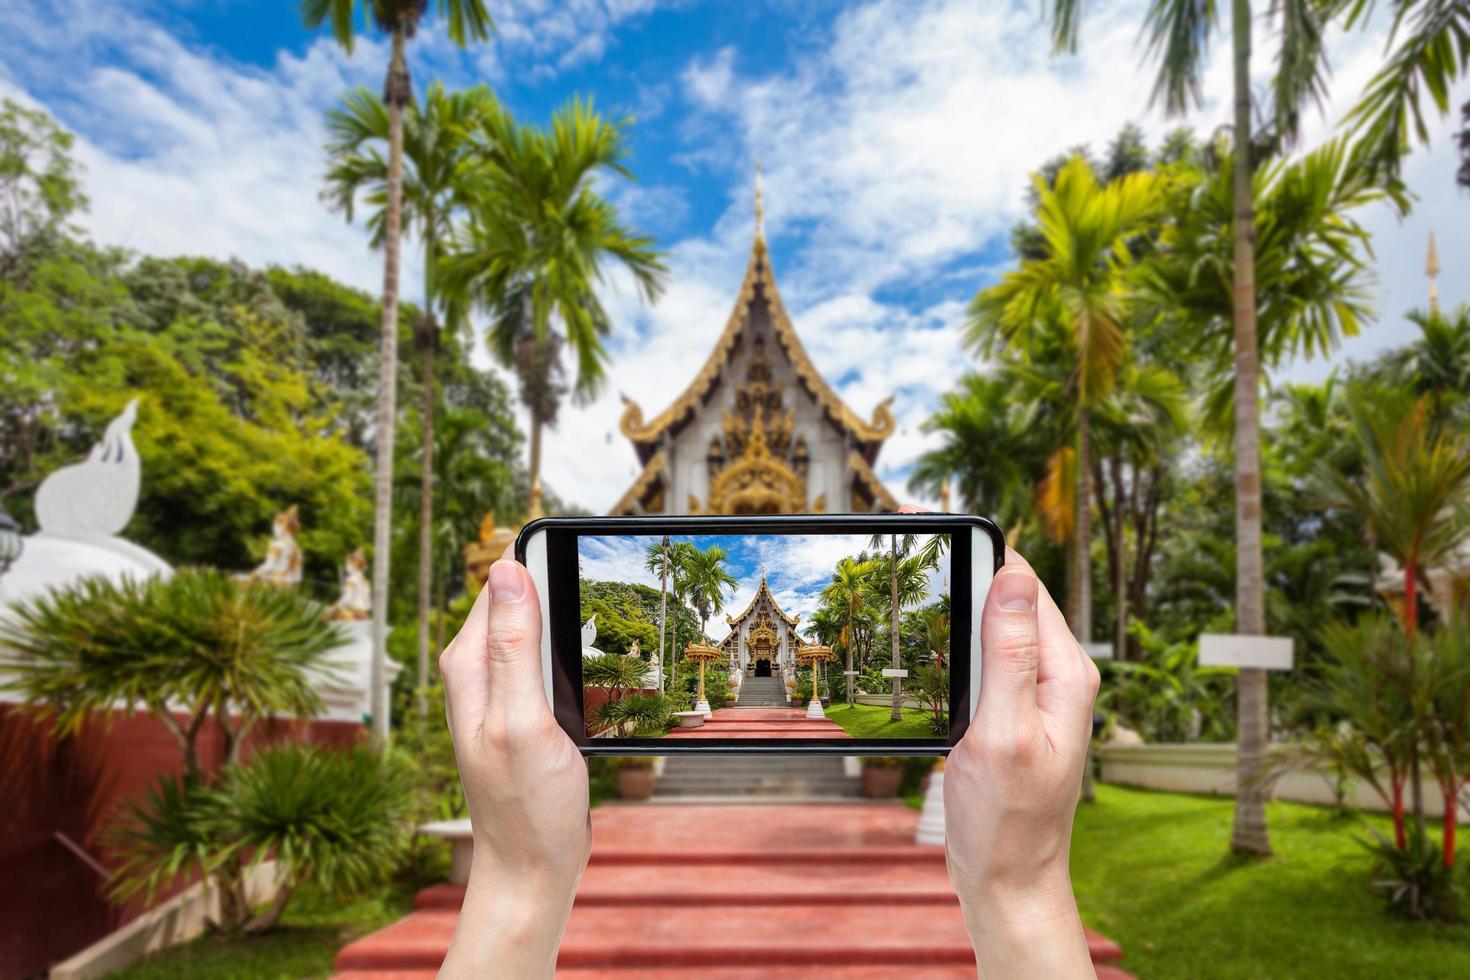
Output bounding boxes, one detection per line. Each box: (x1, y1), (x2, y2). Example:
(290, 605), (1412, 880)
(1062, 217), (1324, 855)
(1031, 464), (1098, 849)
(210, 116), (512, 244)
(754, 155), (765, 240)
(1427, 230), (1441, 317)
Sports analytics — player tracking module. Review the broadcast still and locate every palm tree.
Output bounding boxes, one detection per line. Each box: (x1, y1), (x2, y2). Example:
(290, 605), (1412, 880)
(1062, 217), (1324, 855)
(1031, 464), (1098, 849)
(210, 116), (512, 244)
(325, 82), (497, 717)
(442, 98), (667, 517)
(969, 156), (1160, 646)
(682, 545), (738, 646)
(301, 0), (493, 742)
(1, 569), (345, 781)
(645, 535), (674, 692)
(864, 541), (937, 721)
(1339, 0), (1470, 186)
(1143, 137), (1388, 854)
(1382, 306), (1470, 423)
(822, 557), (876, 706)
(663, 540), (698, 693)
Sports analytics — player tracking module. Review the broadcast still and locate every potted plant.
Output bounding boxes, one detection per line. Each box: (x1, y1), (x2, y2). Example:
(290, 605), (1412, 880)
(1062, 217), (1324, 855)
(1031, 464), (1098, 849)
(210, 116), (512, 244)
(614, 757), (657, 800)
(861, 757), (904, 798)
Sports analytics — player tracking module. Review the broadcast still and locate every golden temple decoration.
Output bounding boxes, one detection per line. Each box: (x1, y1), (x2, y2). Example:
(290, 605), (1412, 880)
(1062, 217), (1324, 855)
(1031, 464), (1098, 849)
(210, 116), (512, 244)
(683, 641), (724, 707)
(463, 512), (517, 592)
(609, 450), (669, 517)
(725, 572), (801, 628)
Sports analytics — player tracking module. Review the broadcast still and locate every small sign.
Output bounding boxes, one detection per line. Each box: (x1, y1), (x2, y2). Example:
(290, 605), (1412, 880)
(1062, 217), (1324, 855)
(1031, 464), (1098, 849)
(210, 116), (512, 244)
(881, 668), (909, 678)
(1081, 642), (1114, 661)
(842, 670), (860, 676)
(1198, 634), (1294, 671)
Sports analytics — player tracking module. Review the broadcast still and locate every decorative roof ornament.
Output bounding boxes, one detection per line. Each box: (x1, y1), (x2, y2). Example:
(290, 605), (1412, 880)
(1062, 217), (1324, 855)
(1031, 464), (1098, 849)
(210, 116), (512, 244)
(1427, 230), (1441, 317)
(34, 399), (141, 539)
(754, 154), (765, 240)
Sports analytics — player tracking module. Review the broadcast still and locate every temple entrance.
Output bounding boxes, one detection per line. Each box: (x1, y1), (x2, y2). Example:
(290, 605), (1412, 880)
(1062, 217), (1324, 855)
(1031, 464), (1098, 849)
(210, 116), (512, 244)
(755, 658), (772, 677)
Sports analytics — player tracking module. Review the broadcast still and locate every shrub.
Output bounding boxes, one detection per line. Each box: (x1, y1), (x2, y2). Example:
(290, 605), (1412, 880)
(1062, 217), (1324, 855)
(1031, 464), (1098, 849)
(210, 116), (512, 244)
(597, 692), (674, 736)
(108, 744), (411, 935)
(1363, 823), (1462, 923)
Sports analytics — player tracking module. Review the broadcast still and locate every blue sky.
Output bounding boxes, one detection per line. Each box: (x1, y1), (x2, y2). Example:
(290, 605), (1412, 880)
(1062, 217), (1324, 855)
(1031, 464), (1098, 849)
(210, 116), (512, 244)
(579, 531), (949, 642)
(1, 1), (1465, 512)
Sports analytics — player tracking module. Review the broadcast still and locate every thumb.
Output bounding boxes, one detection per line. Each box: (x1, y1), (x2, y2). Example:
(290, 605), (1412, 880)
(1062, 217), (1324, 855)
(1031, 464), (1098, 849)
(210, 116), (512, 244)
(976, 564), (1042, 732)
(481, 559), (551, 720)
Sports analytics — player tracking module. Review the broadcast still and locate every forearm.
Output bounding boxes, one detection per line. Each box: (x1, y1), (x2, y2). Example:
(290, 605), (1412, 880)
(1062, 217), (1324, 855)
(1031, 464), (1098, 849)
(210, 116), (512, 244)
(961, 875), (1094, 980)
(438, 858), (581, 979)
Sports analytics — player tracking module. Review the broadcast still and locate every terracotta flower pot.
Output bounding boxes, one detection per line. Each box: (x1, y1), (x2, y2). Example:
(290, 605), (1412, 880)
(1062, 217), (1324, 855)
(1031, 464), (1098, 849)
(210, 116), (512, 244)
(861, 765), (903, 798)
(616, 767), (656, 800)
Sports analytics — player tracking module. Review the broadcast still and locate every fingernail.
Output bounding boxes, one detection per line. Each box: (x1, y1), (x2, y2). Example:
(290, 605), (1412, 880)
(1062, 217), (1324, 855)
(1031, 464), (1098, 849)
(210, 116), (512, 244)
(489, 560), (525, 604)
(994, 569), (1037, 612)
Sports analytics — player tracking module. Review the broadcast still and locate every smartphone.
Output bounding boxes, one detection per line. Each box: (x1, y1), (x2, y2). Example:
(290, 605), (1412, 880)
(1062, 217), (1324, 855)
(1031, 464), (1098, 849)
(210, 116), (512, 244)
(516, 513), (1003, 755)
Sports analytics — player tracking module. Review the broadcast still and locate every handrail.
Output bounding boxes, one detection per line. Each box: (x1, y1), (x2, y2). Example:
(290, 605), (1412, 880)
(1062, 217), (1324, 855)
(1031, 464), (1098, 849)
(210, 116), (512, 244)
(53, 831), (109, 879)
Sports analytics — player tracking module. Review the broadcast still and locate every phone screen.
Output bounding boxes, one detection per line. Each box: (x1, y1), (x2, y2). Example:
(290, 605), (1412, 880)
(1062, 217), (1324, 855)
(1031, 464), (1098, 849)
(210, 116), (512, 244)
(576, 531), (953, 745)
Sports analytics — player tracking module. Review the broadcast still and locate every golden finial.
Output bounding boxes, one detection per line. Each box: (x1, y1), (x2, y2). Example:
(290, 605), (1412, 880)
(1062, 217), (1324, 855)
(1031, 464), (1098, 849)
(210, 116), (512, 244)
(754, 154), (765, 240)
(1427, 230), (1441, 317)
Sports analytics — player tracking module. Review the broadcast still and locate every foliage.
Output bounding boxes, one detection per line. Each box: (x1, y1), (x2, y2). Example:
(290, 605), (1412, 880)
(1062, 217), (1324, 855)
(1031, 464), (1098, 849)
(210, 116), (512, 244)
(0, 97), (87, 281)
(1362, 822), (1462, 923)
(0, 568), (346, 777)
(909, 664), (950, 736)
(108, 745), (411, 935)
(395, 682), (465, 826)
(1096, 621), (1237, 743)
(579, 579), (696, 657)
(596, 694), (674, 737)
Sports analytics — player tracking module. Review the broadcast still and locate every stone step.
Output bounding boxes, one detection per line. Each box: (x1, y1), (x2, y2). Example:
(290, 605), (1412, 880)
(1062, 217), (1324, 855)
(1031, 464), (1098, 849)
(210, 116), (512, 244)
(335, 905), (1127, 971)
(340, 968), (1138, 979)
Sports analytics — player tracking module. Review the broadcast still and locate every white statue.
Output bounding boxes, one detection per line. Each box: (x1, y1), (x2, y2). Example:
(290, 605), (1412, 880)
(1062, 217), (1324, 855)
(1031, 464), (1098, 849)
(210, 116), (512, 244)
(244, 506), (303, 588)
(581, 615), (604, 658)
(628, 639), (641, 659)
(326, 548), (371, 621)
(35, 399), (141, 538)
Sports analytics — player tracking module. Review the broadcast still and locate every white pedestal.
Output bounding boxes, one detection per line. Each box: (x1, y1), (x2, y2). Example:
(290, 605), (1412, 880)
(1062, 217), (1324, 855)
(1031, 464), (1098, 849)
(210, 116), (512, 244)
(695, 699), (712, 718)
(915, 766), (945, 846)
(805, 699), (826, 719)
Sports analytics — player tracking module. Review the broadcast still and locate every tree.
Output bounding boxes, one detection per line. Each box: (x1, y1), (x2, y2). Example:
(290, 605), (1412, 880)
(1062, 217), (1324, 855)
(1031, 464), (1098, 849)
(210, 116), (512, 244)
(866, 538), (938, 721)
(325, 82), (497, 716)
(682, 544), (738, 647)
(822, 557), (877, 706)
(442, 97), (666, 516)
(645, 536), (674, 692)
(1042, 0), (1350, 858)
(969, 156), (1161, 646)
(0, 98), (87, 283)
(1, 568), (346, 780)
(300, 0), (494, 743)
(1143, 136), (1387, 854)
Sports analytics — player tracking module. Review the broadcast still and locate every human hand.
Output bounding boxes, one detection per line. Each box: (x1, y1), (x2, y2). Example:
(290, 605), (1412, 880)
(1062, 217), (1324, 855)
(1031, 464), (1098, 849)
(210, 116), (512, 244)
(944, 547), (1099, 979)
(438, 558), (591, 979)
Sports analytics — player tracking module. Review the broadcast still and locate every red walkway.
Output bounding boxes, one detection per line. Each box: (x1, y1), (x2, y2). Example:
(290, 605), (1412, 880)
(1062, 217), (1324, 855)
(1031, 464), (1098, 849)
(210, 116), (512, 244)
(334, 803), (1131, 977)
(662, 706), (853, 739)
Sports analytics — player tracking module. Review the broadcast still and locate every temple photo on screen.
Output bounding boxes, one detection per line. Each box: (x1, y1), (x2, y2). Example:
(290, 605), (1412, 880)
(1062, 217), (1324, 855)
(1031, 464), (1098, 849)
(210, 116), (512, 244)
(577, 533), (950, 740)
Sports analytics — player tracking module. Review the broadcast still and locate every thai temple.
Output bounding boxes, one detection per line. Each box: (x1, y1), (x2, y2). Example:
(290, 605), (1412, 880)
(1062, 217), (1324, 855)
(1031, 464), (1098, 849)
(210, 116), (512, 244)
(718, 571), (804, 678)
(612, 180), (899, 517)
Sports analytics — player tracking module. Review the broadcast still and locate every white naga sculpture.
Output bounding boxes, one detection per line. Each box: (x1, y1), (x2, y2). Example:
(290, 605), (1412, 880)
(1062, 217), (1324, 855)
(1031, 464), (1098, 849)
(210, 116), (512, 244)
(326, 548), (371, 621)
(244, 505), (303, 588)
(581, 616), (603, 657)
(35, 399), (141, 538)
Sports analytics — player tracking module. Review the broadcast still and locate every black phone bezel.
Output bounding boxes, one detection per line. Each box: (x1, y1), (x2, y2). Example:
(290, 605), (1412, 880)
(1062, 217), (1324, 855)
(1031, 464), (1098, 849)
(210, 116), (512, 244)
(516, 513), (1004, 756)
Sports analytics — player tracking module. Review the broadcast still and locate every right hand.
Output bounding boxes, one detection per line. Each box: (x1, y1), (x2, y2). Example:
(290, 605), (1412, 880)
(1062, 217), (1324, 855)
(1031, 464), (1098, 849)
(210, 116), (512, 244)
(943, 548), (1100, 978)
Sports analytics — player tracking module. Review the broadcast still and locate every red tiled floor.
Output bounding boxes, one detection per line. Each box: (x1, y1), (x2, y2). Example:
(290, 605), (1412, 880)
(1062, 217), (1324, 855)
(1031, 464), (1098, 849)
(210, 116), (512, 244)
(336, 804), (1132, 977)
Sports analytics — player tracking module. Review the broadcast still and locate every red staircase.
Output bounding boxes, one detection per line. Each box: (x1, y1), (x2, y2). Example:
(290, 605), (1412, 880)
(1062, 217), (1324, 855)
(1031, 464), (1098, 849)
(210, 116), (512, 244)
(335, 803), (1130, 978)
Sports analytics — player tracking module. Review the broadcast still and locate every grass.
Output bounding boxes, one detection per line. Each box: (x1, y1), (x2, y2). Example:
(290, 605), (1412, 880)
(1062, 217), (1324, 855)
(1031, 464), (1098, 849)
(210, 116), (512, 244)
(1073, 784), (1470, 979)
(108, 871), (434, 980)
(824, 702), (939, 739)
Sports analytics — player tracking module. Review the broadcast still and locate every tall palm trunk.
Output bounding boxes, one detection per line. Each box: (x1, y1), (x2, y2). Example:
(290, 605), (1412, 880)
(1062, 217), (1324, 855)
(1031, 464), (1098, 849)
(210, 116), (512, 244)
(889, 534), (902, 722)
(369, 25), (409, 745)
(1073, 408), (1093, 643)
(414, 317), (434, 717)
(844, 628), (855, 707)
(1228, 0), (1272, 857)
(657, 536), (669, 694)
(415, 226), (437, 719)
(528, 412), (545, 519)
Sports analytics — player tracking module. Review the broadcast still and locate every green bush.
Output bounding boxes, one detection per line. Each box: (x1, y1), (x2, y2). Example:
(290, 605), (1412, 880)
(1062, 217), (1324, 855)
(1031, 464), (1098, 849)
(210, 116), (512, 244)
(596, 691), (675, 736)
(1363, 823), (1462, 923)
(109, 744), (411, 935)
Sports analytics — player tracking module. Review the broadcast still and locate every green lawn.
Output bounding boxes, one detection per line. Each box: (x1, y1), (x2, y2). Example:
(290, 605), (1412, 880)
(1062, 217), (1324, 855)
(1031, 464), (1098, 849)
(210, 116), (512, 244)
(825, 702), (938, 739)
(108, 877), (424, 980)
(1073, 784), (1470, 979)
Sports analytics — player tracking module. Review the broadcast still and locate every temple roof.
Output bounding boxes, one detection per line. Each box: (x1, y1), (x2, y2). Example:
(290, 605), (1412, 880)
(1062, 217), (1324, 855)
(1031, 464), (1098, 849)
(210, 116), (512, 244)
(617, 233), (896, 468)
(725, 572), (801, 629)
